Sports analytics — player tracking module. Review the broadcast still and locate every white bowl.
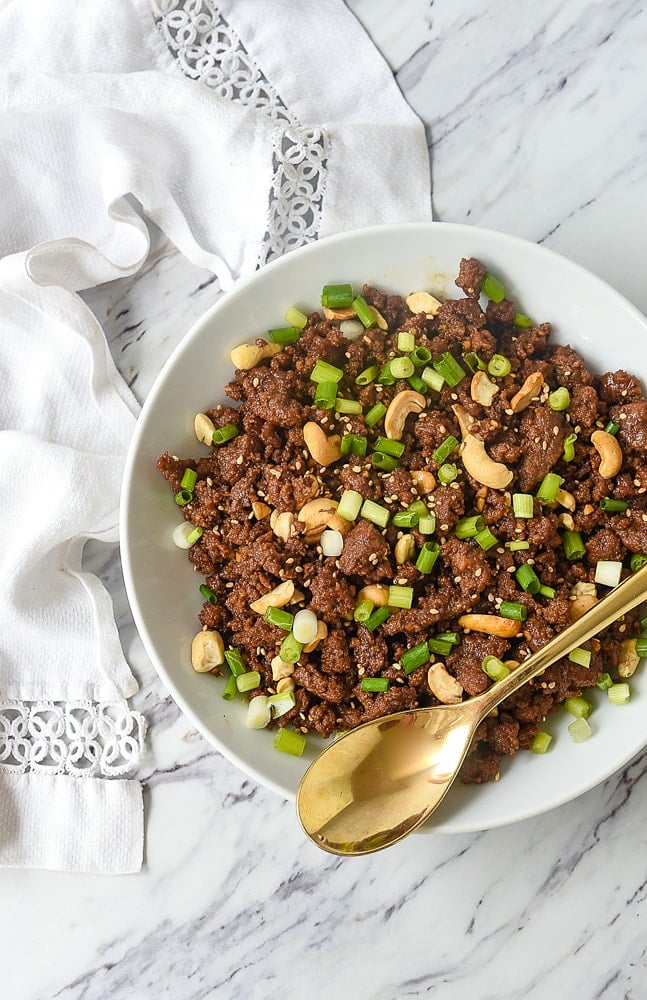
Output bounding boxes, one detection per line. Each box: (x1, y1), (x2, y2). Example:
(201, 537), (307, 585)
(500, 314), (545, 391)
(121, 222), (647, 833)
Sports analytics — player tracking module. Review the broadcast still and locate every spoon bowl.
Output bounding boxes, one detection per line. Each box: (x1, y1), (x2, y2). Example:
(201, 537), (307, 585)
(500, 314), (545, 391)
(297, 564), (647, 855)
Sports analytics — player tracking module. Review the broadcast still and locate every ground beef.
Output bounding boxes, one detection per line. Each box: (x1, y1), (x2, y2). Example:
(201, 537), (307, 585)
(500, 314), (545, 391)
(158, 256), (647, 785)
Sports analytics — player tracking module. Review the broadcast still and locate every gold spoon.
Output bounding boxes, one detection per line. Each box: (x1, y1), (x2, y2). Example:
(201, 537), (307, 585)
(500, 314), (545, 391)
(297, 563), (647, 856)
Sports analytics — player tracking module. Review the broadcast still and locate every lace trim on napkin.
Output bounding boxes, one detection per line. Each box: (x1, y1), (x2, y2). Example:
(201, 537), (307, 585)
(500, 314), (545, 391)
(0, 702), (146, 778)
(150, 0), (328, 263)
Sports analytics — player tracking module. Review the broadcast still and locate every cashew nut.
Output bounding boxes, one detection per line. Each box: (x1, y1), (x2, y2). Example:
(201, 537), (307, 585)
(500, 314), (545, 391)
(303, 421), (341, 467)
(191, 630), (225, 672)
(357, 584), (389, 607)
(569, 582), (598, 622)
(555, 488), (576, 512)
(460, 434), (513, 490)
(509, 372), (544, 413)
(558, 512), (575, 531)
(452, 403), (475, 440)
(229, 341), (282, 370)
(297, 497), (339, 542)
(303, 620), (328, 653)
(427, 662), (464, 704)
(323, 306), (356, 321)
(591, 430), (623, 478)
(327, 512), (353, 535)
(474, 486), (488, 512)
(411, 469), (436, 494)
(270, 510), (296, 542)
(457, 614), (522, 638)
(471, 371), (499, 407)
(384, 390), (426, 441)
(276, 677), (295, 693)
(252, 500), (271, 520)
(250, 580), (295, 615)
(194, 412), (216, 445)
(405, 291), (442, 318)
(618, 638), (640, 678)
(395, 534), (416, 565)
(368, 305), (388, 330)
(271, 655), (295, 681)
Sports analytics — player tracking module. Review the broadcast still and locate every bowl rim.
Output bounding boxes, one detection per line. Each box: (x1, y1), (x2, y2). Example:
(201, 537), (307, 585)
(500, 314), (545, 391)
(120, 220), (647, 831)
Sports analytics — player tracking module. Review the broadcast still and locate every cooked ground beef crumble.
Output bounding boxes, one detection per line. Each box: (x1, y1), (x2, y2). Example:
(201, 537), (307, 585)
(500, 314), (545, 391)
(157, 258), (647, 782)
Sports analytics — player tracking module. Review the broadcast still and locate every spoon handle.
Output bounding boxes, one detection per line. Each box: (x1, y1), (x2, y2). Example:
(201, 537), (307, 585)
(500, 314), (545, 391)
(472, 563), (647, 719)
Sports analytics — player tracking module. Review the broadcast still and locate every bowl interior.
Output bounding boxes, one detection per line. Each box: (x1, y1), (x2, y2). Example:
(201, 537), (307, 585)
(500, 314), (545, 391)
(121, 222), (647, 833)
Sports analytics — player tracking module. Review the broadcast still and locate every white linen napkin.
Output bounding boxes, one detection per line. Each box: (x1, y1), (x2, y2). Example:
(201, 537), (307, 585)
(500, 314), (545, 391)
(0, 0), (431, 873)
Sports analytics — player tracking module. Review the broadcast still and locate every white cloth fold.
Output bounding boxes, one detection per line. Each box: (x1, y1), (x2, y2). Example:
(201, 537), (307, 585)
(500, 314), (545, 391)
(0, 0), (431, 873)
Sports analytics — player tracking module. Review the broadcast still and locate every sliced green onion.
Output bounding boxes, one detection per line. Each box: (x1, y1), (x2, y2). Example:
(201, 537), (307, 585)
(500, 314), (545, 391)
(397, 330), (416, 352)
(224, 648), (247, 677)
(273, 728), (307, 756)
(378, 362), (396, 385)
(482, 656), (510, 681)
(594, 560), (622, 588)
(365, 402), (387, 428)
(263, 607), (294, 631)
(635, 636), (647, 657)
(321, 283), (353, 309)
(416, 541), (440, 574)
(221, 675), (237, 701)
(512, 493), (534, 518)
(640, 614), (647, 632)
(245, 697), (270, 730)
(562, 530), (586, 561)
(455, 515), (485, 540)
(352, 295), (377, 329)
(499, 601), (528, 621)
(438, 463), (458, 485)
(562, 433), (578, 462)
(410, 346), (432, 367)
(418, 514), (436, 534)
(268, 690), (296, 718)
(354, 599), (374, 623)
(599, 498), (628, 512)
(421, 366), (445, 392)
(536, 472), (563, 504)
(463, 351), (486, 373)
(374, 437), (405, 458)
(355, 365), (379, 386)
(392, 500), (427, 528)
(364, 606), (391, 631)
(433, 435), (459, 464)
(181, 468), (198, 491)
(199, 584), (218, 605)
(427, 638), (453, 655)
(538, 584), (556, 599)
(487, 354), (511, 378)
(371, 452), (399, 472)
(516, 564), (541, 594)
(388, 585), (414, 609)
(310, 359), (344, 384)
(596, 672), (613, 690)
(314, 380), (337, 410)
(236, 670), (261, 692)
(340, 433), (367, 457)
(401, 642), (430, 673)
(173, 522), (202, 548)
(548, 386), (571, 411)
(630, 553), (647, 572)
(506, 539), (530, 551)
(408, 374), (428, 393)
(482, 272), (505, 302)
(174, 488), (193, 506)
(360, 499), (390, 528)
(284, 305), (308, 329)
(212, 424), (239, 445)
(437, 631), (460, 646)
(604, 420), (620, 436)
(279, 633), (304, 664)
(337, 489), (363, 521)
(564, 696), (592, 719)
(568, 647), (592, 668)
(568, 717), (592, 743)
(514, 313), (534, 328)
(268, 325), (301, 344)
(608, 682), (631, 704)
(474, 527), (498, 551)
(433, 352), (466, 387)
(530, 731), (552, 754)
(335, 397), (363, 415)
(390, 356), (415, 379)
(360, 677), (390, 692)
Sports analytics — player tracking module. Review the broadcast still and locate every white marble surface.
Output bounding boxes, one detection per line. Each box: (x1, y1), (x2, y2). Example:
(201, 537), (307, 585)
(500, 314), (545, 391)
(6, 1), (647, 997)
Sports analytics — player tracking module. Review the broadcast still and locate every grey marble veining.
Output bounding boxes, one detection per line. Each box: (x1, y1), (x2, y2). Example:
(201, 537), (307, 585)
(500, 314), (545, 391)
(4, 1), (647, 998)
